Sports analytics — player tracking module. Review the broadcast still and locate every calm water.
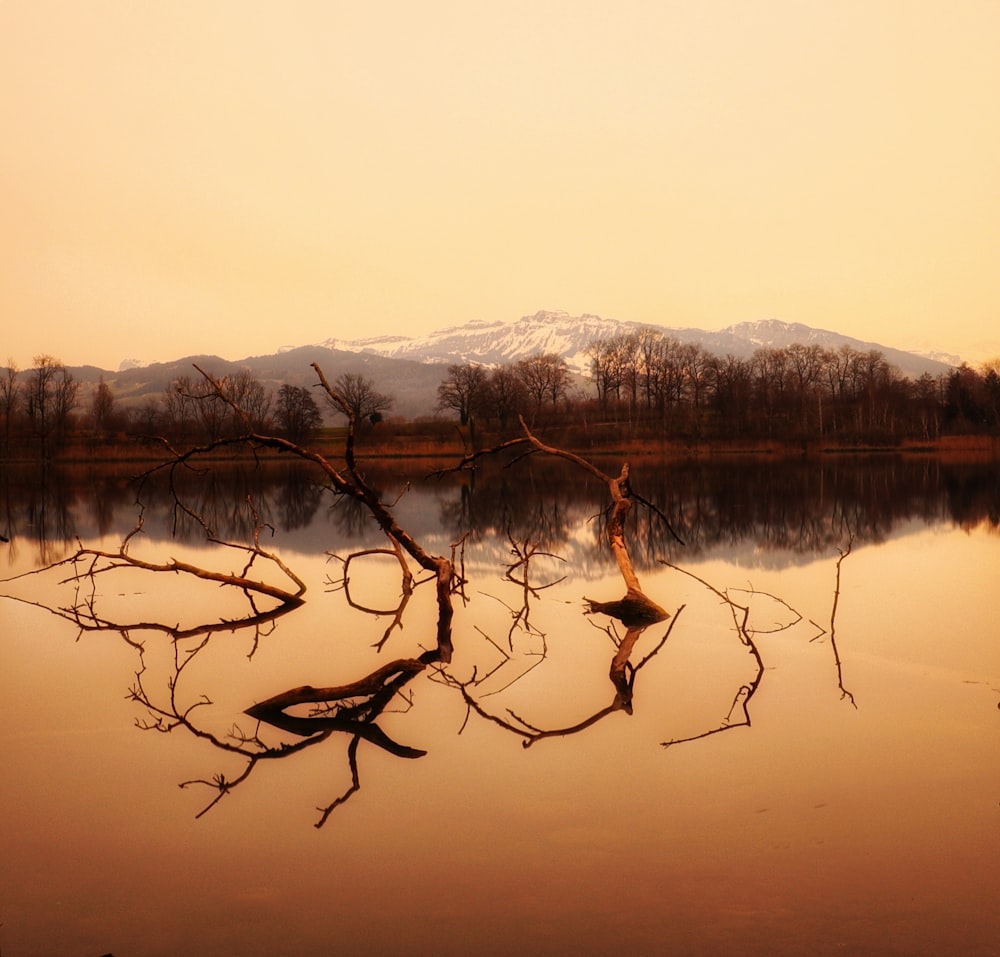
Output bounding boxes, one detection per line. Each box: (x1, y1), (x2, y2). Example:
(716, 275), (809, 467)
(1, 454), (998, 957)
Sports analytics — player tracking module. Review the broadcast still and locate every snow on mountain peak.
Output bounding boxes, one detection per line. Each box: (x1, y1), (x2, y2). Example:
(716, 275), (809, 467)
(313, 311), (636, 373)
(309, 311), (958, 380)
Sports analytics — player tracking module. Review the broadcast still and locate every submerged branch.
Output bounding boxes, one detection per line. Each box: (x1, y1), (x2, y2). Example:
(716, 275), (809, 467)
(3, 361), (856, 829)
(829, 536), (857, 707)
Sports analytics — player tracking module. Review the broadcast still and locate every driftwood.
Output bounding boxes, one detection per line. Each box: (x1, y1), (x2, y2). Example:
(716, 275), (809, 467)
(186, 363), (459, 661)
(435, 417), (680, 740)
(244, 656), (433, 758)
(512, 420), (669, 629)
(325, 538), (417, 650)
(2, 508), (305, 641)
(0, 363), (860, 828)
(825, 535), (856, 706)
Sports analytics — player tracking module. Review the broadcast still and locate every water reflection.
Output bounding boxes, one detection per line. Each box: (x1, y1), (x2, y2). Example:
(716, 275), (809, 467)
(0, 448), (884, 830)
(2, 455), (997, 569)
(2, 449), (999, 956)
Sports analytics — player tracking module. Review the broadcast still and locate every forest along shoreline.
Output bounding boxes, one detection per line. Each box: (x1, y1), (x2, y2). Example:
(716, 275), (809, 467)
(3, 348), (999, 466)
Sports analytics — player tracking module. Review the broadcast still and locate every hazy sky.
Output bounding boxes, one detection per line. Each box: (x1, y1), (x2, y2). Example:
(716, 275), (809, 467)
(2, 0), (998, 371)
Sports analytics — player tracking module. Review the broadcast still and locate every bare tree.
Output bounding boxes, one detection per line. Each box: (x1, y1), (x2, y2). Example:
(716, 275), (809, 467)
(130, 398), (163, 436)
(25, 355), (59, 455)
(164, 373), (229, 443)
(483, 365), (527, 428)
(224, 368), (272, 434)
(587, 334), (634, 412)
(91, 377), (115, 439)
(679, 343), (714, 433)
(163, 374), (198, 439)
(436, 363), (488, 427)
(274, 384), (322, 444)
(0, 359), (19, 457)
(53, 366), (79, 446)
(709, 354), (753, 437)
(25, 355), (79, 457)
(331, 372), (393, 425)
(515, 353), (571, 424)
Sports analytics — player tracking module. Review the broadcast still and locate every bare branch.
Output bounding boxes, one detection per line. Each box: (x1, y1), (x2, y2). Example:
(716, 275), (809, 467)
(829, 536), (857, 707)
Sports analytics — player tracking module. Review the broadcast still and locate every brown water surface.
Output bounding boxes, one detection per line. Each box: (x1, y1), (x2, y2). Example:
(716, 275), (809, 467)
(0, 456), (997, 956)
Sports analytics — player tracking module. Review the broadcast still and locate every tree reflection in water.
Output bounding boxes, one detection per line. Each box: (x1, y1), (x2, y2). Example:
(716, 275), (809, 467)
(437, 434), (684, 744)
(325, 537), (419, 651)
(1, 457), (857, 827)
(0, 369), (898, 829)
(468, 533), (561, 691)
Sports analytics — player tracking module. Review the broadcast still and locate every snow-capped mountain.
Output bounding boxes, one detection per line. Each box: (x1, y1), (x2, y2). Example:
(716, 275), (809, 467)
(720, 319), (958, 378)
(896, 340), (965, 368)
(312, 312), (957, 380)
(93, 312), (962, 423)
(315, 311), (630, 375)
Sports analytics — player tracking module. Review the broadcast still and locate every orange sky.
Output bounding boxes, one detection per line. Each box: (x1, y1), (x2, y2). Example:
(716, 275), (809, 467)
(2, 0), (998, 371)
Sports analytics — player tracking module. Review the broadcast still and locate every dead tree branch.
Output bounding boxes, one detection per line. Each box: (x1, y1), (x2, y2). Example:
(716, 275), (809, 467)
(325, 537), (423, 650)
(657, 562), (764, 746)
(514, 417), (670, 628)
(3, 363), (844, 828)
(829, 536), (857, 707)
(436, 431), (682, 743)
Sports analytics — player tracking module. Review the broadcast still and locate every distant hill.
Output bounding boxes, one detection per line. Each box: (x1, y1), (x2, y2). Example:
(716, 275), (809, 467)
(315, 311), (957, 381)
(720, 319), (956, 380)
(61, 312), (959, 421)
(70, 347), (445, 421)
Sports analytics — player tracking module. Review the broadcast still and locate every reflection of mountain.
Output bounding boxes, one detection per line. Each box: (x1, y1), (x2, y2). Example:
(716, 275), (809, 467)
(2, 457), (997, 572)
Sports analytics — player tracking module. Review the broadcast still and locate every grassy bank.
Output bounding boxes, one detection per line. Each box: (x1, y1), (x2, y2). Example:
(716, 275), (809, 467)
(3, 425), (998, 467)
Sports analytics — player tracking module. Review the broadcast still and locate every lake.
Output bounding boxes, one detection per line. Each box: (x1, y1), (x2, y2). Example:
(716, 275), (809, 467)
(1, 451), (998, 957)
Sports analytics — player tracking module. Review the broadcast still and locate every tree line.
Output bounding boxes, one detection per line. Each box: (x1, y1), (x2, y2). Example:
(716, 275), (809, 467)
(0, 356), (393, 459)
(2, 335), (998, 459)
(437, 332), (1000, 443)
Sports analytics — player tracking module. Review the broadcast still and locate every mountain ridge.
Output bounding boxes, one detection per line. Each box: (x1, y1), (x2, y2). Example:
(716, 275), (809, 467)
(308, 310), (958, 381)
(62, 312), (960, 421)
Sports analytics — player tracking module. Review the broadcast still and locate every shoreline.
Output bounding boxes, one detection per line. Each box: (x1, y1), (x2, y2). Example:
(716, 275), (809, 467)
(2, 432), (997, 468)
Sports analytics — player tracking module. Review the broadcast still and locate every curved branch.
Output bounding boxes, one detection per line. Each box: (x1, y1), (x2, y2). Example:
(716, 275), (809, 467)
(326, 540), (418, 651)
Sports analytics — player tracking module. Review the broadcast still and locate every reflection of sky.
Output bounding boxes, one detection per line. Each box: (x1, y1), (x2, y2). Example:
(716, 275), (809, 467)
(2, 478), (999, 956)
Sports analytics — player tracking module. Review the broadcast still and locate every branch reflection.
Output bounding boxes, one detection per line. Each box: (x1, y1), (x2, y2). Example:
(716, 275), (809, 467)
(2, 456), (996, 563)
(0, 399), (888, 827)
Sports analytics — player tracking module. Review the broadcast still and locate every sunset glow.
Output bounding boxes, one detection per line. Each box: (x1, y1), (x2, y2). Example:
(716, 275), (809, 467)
(2, 0), (998, 370)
